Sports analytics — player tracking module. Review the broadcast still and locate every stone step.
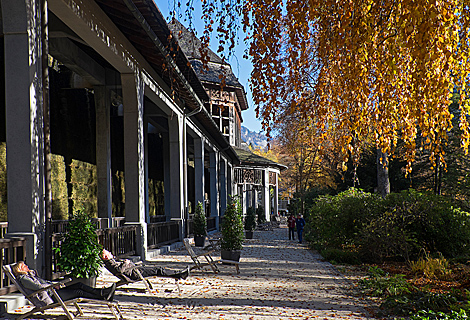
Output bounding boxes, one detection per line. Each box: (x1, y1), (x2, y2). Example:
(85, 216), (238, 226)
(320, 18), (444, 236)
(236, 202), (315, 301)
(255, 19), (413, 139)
(0, 293), (29, 314)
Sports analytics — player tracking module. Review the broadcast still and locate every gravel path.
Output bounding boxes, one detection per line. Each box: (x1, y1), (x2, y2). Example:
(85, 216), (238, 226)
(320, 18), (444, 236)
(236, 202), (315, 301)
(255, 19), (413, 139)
(8, 227), (374, 319)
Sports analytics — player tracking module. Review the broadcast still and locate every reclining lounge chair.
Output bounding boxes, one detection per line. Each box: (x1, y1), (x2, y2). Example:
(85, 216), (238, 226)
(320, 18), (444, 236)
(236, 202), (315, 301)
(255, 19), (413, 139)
(2, 264), (123, 320)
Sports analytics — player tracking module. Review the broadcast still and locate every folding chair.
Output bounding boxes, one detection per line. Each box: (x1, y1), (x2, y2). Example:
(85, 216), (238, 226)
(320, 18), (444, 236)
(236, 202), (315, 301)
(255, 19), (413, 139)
(183, 238), (220, 273)
(2, 264), (123, 320)
(104, 264), (154, 295)
(104, 262), (182, 295)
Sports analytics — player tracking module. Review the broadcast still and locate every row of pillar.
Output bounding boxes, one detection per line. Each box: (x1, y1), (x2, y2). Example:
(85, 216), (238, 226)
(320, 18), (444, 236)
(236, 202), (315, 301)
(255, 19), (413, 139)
(96, 74), (230, 260)
(4, 36), (228, 276)
(241, 169), (279, 221)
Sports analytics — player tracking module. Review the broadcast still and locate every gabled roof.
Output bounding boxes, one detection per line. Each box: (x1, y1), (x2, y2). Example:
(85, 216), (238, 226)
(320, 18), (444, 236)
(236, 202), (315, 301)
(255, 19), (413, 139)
(168, 19), (248, 111)
(168, 19), (225, 64)
(233, 145), (287, 171)
(190, 60), (244, 89)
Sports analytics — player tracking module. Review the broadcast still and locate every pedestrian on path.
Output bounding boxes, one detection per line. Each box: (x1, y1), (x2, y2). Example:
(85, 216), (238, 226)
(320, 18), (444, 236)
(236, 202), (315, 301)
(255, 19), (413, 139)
(296, 214), (306, 243)
(287, 213), (296, 240)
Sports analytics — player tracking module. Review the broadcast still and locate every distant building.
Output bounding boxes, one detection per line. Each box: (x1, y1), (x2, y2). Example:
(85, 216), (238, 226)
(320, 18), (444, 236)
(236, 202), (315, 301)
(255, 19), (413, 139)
(169, 20), (286, 219)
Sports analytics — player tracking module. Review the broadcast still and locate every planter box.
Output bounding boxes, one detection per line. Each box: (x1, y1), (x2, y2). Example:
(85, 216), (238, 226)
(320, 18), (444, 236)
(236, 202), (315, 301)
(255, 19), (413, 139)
(73, 277), (97, 288)
(194, 235), (205, 247)
(221, 250), (241, 262)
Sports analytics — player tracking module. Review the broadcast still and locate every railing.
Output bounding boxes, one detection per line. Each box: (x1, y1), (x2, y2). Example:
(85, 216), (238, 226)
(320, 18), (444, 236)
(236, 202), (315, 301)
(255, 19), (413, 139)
(112, 217), (126, 227)
(0, 223), (7, 238)
(207, 217), (216, 231)
(0, 237), (26, 295)
(97, 226), (138, 259)
(50, 225), (138, 279)
(51, 233), (68, 280)
(51, 218), (125, 233)
(149, 215), (166, 223)
(51, 220), (69, 234)
(147, 221), (180, 249)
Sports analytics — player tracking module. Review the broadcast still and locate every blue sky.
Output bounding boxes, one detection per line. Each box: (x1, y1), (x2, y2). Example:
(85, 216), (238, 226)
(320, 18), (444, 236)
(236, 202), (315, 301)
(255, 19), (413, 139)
(156, 1), (263, 133)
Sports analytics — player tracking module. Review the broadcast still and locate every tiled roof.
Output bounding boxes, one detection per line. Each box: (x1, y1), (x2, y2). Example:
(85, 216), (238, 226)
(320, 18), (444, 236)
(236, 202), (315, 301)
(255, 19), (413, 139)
(168, 19), (243, 89)
(233, 146), (287, 170)
(190, 60), (243, 89)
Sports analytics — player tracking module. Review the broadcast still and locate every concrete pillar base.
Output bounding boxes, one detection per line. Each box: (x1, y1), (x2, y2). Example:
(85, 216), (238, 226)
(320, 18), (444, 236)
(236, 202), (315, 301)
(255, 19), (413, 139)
(4, 233), (38, 273)
(124, 222), (148, 261)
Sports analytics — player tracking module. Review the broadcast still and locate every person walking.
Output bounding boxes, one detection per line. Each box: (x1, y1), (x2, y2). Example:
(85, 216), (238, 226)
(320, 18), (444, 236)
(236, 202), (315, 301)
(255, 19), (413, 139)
(296, 214), (306, 244)
(287, 213), (296, 240)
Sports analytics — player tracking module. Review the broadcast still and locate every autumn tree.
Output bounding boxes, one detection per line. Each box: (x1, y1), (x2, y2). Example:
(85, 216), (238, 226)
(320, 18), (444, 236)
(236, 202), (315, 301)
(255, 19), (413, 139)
(171, 0), (470, 195)
(265, 110), (348, 214)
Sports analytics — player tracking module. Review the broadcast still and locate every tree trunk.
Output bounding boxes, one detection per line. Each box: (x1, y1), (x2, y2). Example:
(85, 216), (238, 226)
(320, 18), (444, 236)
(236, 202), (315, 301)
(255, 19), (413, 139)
(377, 148), (390, 198)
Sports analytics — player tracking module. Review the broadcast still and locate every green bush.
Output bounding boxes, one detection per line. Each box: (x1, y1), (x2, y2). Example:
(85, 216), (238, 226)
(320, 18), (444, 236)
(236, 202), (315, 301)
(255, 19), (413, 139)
(360, 266), (469, 318)
(244, 206), (256, 231)
(193, 201), (207, 237)
(409, 309), (468, 320)
(256, 205), (265, 224)
(360, 267), (412, 297)
(306, 188), (380, 251)
(380, 190), (470, 259)
(320, 248), (361, 265)
(307, 188), (470, 263)
(54, 210), (103, 278)
(221, 197), (244, 251)
(384, 291), (460, 316)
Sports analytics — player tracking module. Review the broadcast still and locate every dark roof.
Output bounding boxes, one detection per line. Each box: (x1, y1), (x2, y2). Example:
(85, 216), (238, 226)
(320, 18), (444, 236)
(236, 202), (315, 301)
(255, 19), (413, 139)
(190, 60), (243, 89)
(95, 0), (208, 106)
(94, 0), (240, 163)
(168, 19), (248, 111)
(168, 19), (224, 64)
(233, 146), (287, 171)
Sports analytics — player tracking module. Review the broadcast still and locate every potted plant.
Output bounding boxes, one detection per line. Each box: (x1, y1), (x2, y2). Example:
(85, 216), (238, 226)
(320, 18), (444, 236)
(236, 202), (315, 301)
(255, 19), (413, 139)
(244, 206), (256, 239)
(221, 196), (244, 262)
(54, 210), (103, 286)
(193, 201), (207, 247)
(257, 205), (266, 225)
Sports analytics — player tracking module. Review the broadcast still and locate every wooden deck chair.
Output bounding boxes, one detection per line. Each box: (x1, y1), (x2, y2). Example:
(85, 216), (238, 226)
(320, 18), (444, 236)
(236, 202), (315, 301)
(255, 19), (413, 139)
(104, 262), (182, 295)
(104, 264), (154, 295)
(183, 238), (220, 273)
(2, 264), (123, 320)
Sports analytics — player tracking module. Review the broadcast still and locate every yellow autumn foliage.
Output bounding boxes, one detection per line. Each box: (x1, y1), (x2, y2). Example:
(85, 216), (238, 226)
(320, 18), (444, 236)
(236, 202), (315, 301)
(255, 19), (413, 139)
(174, 0), (470, 172)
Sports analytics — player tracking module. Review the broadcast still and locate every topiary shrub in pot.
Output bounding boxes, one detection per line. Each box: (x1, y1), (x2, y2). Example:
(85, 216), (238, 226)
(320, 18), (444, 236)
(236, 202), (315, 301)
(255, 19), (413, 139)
(256, 205), (266, 225)
(54, 210), (103, 286)
(244, 206), (256, 239)
(221, 196), (244, 261)
(193, 201), (207, 247)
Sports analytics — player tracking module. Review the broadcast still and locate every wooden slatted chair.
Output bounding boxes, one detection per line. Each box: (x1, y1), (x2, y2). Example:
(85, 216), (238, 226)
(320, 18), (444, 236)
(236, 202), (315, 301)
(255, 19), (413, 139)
(104, 261), (183, 295)
(183, 238), (220, 273)
(2, 264), (124, 320)
(104, 264), (154, 295)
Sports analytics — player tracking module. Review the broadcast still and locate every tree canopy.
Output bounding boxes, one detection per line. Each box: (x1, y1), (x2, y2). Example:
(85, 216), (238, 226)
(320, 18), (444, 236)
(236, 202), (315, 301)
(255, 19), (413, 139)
(171, 0), (470, 172)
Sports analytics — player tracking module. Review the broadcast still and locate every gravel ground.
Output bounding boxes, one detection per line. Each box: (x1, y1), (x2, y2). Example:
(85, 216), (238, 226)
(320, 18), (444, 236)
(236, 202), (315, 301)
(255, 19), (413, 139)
(7, 226), (375, 319)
